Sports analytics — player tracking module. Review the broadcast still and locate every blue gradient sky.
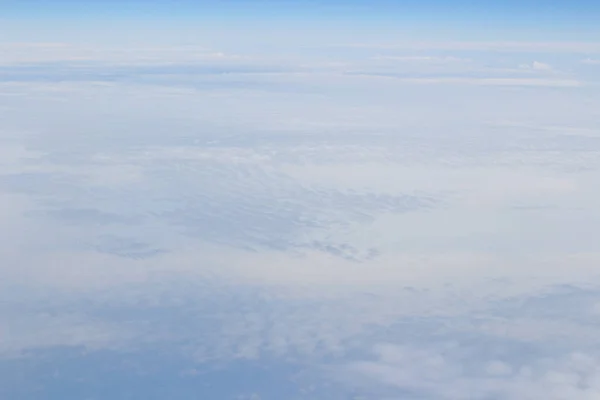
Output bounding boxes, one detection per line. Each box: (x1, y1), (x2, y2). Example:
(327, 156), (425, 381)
(3, 0), (600, 43)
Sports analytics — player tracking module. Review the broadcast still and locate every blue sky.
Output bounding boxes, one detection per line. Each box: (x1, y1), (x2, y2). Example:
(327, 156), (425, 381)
(3, 0), (600, 42)
(2, 1), (600, 399)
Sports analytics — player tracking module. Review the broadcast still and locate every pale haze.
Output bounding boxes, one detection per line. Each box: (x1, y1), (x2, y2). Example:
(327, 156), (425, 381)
(2, 2), (600, 399)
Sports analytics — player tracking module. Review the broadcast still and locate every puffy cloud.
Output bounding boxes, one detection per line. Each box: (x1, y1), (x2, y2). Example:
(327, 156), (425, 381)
(531, 61), (553, 71)
(519, 61), (554, 71)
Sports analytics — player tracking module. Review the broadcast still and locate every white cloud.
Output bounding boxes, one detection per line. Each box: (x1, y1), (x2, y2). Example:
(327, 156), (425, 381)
(0, 40), (591, 92)
(373, 55), (469, 63)
(1, 34), (600, 399)
(0, 42), (244, 66)
(361, 76), (579, 87)
(341, 343), (600, 400)
(344, 41), (600, 53)
(0, 310), (137, 356)
(532, 61), (552, 71)
(518, 60), (554, 72)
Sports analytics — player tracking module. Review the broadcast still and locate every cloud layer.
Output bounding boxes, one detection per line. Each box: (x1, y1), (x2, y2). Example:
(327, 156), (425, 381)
(1, 38), (600, 399)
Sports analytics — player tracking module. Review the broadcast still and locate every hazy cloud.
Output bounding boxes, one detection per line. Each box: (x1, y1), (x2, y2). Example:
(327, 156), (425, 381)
(1, 36), (600, 399)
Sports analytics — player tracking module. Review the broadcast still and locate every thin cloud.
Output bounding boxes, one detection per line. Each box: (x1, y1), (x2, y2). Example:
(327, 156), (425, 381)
(0, 43), (245, 66)
(519, 60), (554, 71)
(342, 41), (600, 53)
(346, 74), (581, 87)
(373, 55), (469, 63)
(341, 343), (600, 400)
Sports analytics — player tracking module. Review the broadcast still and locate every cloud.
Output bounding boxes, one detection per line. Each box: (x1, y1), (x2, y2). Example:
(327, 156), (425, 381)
(2, 68), (600, 293)
(340, 343), (600, 400)
(343, 41), (600, 53)
(349, 75), (580, 87)
(0, 43), (244, 66)
(373, 55), (469, 63)
(519, 61), (554, 71)
(532, 61), (552, 71)
(1, 34), (600, 400)
(0, 310), (136, 356)
(0, 40), (591, 92)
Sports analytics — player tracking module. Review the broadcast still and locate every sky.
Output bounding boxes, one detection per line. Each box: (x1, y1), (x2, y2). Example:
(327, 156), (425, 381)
(2, 1), (600, 399)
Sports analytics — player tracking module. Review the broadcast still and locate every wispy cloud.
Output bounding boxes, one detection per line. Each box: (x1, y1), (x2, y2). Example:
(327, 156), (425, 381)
(2, 32), (600, 399)
(0, 41), (593, 91)
(519, 60), (554, 71)
(372, 55), (469, 63)
(343, 41), (600, 53)
(345, 74), (581, 87)
(0, 43), (243, 65)
(341, 343), (600, 400)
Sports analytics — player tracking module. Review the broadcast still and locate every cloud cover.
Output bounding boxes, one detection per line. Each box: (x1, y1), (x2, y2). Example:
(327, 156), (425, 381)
(1, 34), (600, 399)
